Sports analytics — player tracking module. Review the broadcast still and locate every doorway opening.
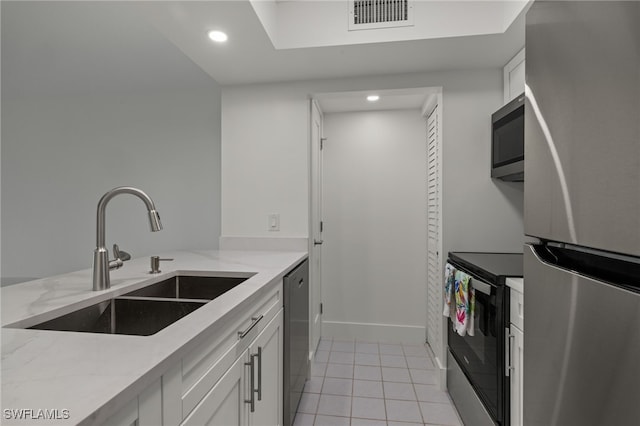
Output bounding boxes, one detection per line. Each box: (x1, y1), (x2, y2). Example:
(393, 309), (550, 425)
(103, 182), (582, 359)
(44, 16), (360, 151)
(308, 87), (443, 364)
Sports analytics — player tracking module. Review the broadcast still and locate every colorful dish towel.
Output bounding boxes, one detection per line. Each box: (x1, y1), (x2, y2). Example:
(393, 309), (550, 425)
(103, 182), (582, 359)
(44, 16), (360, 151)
(443, 264), (475, 336)
(442, 263), (456, 318)
(453, 270), (475, 337)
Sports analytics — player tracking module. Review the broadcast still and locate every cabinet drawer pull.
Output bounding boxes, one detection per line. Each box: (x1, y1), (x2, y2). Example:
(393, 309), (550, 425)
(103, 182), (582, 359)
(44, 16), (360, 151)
(238, 315), (264, 339)
(256, 346), (262, 401)
(244, 355), (256, 412)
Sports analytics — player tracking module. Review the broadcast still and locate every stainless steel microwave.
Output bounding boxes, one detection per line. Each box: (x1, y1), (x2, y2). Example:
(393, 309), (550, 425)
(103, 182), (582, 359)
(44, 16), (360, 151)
(491, 93), (524, 181)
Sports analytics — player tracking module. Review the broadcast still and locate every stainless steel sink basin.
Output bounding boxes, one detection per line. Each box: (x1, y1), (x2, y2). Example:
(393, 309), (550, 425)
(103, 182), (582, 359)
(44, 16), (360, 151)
(28, 298), (206, 336)
(122, 275), (249, 301)
(16, 274), (253, 336)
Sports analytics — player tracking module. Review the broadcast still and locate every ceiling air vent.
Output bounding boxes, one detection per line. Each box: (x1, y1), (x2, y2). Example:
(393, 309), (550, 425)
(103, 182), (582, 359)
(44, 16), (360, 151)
(349, 0), (414, 31)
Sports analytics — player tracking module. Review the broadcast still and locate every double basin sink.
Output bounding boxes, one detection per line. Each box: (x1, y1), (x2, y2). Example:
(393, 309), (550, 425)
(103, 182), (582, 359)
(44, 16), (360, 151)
(23, 275), (251, 336)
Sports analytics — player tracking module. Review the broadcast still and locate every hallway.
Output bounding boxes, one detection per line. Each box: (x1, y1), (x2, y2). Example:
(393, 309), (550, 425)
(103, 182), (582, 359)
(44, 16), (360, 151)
(293, 338), (463, 426)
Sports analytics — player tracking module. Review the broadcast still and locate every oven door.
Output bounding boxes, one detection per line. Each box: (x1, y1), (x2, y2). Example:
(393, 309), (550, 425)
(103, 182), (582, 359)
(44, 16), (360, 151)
(447, 271), (508, 425)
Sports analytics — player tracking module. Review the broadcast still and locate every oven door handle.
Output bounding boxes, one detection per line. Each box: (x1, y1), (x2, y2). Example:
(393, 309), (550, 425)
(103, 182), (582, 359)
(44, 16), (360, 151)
(472, 279), (493, 295)
(505, 328), (517, 377)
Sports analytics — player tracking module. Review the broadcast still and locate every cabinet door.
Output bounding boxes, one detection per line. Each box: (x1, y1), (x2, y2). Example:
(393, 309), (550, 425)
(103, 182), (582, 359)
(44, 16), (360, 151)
(182, 349), (249, 426)
(104, 378), (161, 426)
(510, 324), (524, 426)
(249, 309), (283, 426)
(104, 398), (138, 426)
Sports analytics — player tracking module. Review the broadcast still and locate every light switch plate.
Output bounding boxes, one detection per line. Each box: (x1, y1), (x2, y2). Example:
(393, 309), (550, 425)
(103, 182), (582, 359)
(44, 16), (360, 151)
(268, 213), (280, 231)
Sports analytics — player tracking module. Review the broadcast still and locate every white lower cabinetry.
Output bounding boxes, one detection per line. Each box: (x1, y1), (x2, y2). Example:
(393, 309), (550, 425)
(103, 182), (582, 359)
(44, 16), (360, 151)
(184, 310), (283, 426)
(509, 285), (524, 426)
(104, 282), (284, 426)
(182, 347), (249, 426)
(509, 323), (524, 426)
(105, 378), (162, 426)
(249, 309), (283, 426)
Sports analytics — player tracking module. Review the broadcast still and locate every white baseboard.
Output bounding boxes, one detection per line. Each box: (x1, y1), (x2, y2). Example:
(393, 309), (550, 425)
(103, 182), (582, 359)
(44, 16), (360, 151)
(219, 236), (308, 251)
(322, 320), (426, 344)
(425, 342), (448, 391)
(439, 363), (448, 392)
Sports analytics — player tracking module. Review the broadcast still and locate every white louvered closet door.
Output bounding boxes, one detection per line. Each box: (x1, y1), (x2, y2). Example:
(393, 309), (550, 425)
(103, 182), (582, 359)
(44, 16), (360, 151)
(426, 105), (443, 360)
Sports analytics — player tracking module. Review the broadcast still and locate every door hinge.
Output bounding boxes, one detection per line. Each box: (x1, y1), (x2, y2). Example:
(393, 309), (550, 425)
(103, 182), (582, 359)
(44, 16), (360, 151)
(320, 221), (324, 232)
(320, 303), (323, 315)
(320, 138), (326, 150)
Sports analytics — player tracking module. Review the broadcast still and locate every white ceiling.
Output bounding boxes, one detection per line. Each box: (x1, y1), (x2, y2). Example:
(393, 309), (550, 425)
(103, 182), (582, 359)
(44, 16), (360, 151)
(315, 88), (439, 113)
(137, 0), (527, 86)
(2, 1), (527, 99)
(255, 0), (527, 50)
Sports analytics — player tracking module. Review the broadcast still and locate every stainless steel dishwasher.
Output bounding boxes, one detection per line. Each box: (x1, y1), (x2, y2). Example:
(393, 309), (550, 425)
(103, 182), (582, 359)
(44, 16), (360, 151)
(283, 258), (309, 426)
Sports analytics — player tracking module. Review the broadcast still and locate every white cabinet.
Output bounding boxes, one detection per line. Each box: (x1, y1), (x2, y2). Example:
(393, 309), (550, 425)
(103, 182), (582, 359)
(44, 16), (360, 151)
(105, 281), (284, 426)
(509, 323), (524, 426)
(249, 310), (283, 426)
(182, 348), (249, 426)
(105, 378), (162, 426)
(183, 309), (284, 426)
(178, 282), (283, 426)
(509, 285), (524, 426)
(503, 48), (526, 104)
(176, 282), (283, 420)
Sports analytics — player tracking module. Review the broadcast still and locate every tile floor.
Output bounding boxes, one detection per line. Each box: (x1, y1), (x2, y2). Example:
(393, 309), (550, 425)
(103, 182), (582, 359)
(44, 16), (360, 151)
(293, 338), (463, 426)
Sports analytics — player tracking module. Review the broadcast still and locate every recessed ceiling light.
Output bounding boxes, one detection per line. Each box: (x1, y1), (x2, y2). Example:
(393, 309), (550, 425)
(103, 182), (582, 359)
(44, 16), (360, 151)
(208, 30), (228, 43)
(367, 95), (380, 102)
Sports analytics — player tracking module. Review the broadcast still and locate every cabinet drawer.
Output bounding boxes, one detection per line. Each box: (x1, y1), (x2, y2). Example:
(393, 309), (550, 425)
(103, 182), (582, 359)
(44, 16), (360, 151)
(181, 282), (282, 418)
(510, 287), (524, 330)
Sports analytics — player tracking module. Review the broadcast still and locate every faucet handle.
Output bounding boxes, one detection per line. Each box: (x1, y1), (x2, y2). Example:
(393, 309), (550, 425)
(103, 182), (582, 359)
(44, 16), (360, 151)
(108, 244), (130, 271)
(150, 256), (174, 274)
(112, 244), (131, 262)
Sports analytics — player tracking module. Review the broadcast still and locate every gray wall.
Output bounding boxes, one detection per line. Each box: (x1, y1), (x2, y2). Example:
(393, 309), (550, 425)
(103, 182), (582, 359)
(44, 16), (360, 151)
(1, 2), (223, 283)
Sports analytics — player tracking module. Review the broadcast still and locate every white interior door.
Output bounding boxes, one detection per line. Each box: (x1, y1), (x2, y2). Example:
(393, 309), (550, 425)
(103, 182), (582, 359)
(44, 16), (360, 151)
(309, 100), (324, 357)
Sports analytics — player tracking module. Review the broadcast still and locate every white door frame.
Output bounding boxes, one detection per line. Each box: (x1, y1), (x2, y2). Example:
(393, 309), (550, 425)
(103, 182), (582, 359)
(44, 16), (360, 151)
(309, 99), (324, 359)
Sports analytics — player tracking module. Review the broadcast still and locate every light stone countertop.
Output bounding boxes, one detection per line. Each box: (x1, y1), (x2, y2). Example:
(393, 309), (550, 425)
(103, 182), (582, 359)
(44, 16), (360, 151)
(506, 277), (524, 294)
(1, 249), (307, 425)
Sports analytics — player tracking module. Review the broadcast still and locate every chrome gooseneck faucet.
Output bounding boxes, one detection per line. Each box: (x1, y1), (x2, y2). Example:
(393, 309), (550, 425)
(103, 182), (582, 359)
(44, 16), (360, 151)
(92, 187), (163, 291)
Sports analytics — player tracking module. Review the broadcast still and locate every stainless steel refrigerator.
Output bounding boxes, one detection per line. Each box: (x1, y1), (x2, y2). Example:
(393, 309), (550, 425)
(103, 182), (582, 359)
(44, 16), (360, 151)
(524, 1), (640, 425)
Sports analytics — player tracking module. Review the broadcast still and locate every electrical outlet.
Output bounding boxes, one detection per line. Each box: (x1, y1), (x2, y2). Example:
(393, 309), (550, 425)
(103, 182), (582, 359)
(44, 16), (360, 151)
(268, 213), (280, 231)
